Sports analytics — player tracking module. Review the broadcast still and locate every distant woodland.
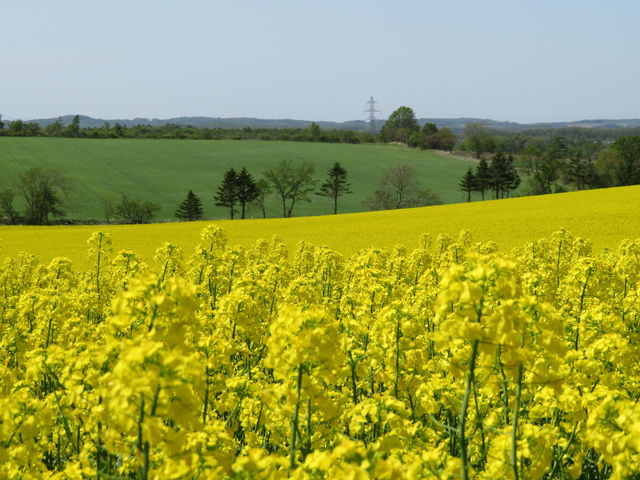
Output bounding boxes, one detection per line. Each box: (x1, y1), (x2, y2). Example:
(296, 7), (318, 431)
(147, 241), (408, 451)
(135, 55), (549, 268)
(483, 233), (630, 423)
(2, 108), (640, 226)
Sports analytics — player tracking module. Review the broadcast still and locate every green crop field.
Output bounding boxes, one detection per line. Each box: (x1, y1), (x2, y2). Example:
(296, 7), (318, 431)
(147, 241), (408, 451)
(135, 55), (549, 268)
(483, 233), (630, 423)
(0, 137), (474, 220)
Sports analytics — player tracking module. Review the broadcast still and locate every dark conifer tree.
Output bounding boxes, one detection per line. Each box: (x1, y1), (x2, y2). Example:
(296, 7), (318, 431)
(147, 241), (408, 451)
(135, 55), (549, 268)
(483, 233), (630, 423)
(175, 190), (204, 221)
(235, 167), (259, 219)
(215, 168), (239, 219)
(316, 162), (352, 214)
(504, 154), (521, 198)
(459, 168), (476, 202)
(474, 158), (491, 200)
(490, 151), (509, 199)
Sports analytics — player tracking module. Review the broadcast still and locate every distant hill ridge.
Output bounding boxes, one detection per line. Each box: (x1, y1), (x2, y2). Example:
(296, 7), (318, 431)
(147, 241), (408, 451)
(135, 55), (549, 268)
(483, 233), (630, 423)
(25, 115), (640, 132)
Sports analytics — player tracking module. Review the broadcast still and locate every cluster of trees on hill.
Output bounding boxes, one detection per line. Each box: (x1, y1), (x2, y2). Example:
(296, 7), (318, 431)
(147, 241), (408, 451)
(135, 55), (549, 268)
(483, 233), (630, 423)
(457, 134), (640, 201)
(517, 135), (640, 194)
(207, 161), (441, 220)
(379, 106), (457, 151)
(458, 152), (521, 201)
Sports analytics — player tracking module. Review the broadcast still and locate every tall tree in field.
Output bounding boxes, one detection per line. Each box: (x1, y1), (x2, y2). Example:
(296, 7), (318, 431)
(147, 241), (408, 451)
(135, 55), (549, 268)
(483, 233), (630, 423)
(459, 168), (476, 202)
(250, 179), (272, 219)
(66, 115), (81, 138)
(366, 164), (440, 210)
(567, 151), (595, 190)
(612, 135), (640, 185)
(474, 158), (492, 200)
(502, 154), (521, 198)
(115, 194), (160, 224)
(464, 123), (493, 159)
(215, 168), (239, 219)
(175, 190), (204, 221)
(264, 160), (316, 217)
(489, 152), (521, 199)
(380, 106), (420, 143)
(316, 162), (352, 214)
(489, 151), (509, 199)
(433, 127), (457, 152)
(17, 167), (71, 224)
(235, 167), (259, 219)
(0, 189), (19, 224)
(100, 193), (117, 224)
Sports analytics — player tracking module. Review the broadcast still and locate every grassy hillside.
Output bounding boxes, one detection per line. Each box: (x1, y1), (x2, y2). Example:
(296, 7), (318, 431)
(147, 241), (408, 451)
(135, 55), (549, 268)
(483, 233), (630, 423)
(0, 137), (473, 220)
(1, 185), (638, 268)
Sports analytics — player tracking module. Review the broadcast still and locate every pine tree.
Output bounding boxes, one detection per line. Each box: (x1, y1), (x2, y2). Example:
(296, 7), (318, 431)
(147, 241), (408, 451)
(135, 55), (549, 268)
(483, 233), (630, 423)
(235, 167), (259, 219)
(175, 190), (204, 221)
(215, 168), (239, 219)
(504, 154), (521, 198)
(458, 168), (476, 202)
(489, 151), (509, 199)
(474, 158), (491, 200)
(316, 162), (352, 214)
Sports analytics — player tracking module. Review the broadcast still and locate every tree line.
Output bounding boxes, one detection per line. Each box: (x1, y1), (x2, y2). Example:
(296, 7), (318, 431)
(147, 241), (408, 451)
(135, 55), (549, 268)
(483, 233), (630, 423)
(0, 115), (375, 144)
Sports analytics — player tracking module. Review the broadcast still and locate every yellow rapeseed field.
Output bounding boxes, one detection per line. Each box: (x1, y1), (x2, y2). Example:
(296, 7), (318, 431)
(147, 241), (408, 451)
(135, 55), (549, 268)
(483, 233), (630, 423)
(1, 186), (640, 479)
(1, 185), (639, 267)
(1, 224), (640, 479)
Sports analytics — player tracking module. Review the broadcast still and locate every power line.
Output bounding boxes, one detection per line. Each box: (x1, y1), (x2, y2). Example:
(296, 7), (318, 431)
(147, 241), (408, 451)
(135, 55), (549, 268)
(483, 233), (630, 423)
(364, 96), (380, 135)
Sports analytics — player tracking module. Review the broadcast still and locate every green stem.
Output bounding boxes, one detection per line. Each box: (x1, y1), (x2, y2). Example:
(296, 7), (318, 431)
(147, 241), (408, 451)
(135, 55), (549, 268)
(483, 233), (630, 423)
(348, 350), (358, 405)
(511, 363), (524, 480)
(459, 339), (479, 480)
(137, 394), (149, 480)
(394, 316), (401, 399)
(96, 234), (102, 295)
(574, 267), (591, 350)
(289, 364), (304, 470)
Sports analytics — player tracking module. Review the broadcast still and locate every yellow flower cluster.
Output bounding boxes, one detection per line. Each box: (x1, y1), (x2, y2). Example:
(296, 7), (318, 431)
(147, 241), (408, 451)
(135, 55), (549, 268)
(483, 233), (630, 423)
(1, 227), (639, 479)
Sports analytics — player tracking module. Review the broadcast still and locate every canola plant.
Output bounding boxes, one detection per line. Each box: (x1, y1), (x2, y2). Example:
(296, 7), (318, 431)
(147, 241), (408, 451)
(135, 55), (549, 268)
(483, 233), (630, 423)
(0, 226), (639, 479)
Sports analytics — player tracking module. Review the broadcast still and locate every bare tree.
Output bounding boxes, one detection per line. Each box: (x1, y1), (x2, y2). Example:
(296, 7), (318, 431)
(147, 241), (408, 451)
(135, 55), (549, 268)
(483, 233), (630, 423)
(250, 179), (272, 218)
(264, 160), (316, 217)
(366, 164), (440, 210)
(115, 193), (160, 224)
(463, 123), (493, 159)
(100, 193), (117, 224)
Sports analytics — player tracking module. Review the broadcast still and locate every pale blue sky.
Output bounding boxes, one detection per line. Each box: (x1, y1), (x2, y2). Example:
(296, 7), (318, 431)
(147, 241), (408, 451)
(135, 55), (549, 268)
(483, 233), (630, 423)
(2, 0), (639, 123)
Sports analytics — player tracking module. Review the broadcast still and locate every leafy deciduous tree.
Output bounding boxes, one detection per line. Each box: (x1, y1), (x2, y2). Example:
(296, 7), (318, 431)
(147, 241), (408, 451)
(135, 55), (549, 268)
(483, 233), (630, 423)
(264, 160), (316, 217)
(612, 135), (640, 185)
(0, 189), (19, 224)
(17, 167), (71, 225)
(464, 123), (493, 159)
(66, 115), (81, 138)
(381, 106), (420, 143)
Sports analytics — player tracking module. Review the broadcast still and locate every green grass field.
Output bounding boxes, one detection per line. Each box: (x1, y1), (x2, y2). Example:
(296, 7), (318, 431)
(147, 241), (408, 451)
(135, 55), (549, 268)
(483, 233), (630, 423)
(0, 137), (474, 220)
(1, 185), (638, 268)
